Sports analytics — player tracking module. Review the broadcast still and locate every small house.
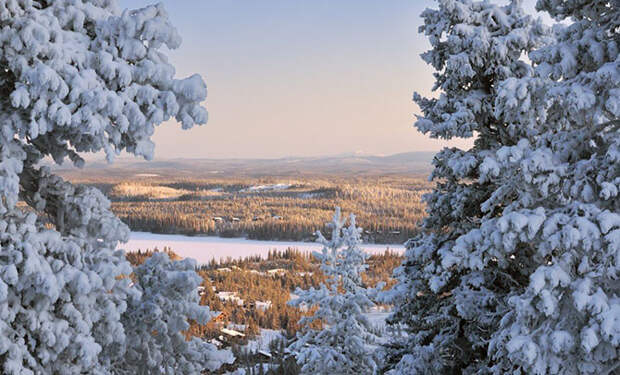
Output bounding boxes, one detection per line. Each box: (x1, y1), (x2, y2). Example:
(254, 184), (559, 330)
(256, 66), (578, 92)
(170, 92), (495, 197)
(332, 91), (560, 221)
(220, 328), (245, 338)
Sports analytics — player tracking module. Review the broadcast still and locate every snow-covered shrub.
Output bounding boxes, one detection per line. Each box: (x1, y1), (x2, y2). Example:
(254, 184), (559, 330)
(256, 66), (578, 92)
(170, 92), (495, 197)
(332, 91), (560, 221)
(0, 0), (229, 373)
(288, 208), (379, 375)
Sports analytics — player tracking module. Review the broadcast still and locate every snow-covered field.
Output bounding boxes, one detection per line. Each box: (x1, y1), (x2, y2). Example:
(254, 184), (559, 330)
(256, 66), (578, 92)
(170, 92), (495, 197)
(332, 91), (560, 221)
(241, 183), (292, 192)
(122, 232), (405, 264)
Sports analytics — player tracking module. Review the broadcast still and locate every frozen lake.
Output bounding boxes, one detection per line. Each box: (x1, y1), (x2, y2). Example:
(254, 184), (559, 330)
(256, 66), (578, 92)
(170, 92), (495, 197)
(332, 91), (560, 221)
(123, 232), (405, 264)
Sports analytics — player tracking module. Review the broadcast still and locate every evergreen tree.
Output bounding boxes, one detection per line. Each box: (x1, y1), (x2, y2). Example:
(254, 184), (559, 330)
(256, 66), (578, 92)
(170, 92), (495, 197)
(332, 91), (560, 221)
(484, 1), (620, 373)
(117, 253), (233, 374)
(0, 0), (231, 373)
(288, 208), (378, 374)
(247, 317), (260, 337)
(383, 0), (547, 373)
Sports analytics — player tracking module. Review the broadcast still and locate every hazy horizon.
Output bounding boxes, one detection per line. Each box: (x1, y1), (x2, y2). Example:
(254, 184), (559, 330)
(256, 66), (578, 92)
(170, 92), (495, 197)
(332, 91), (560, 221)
(117, 0), (548, 160)
(82, 149), (436, 163)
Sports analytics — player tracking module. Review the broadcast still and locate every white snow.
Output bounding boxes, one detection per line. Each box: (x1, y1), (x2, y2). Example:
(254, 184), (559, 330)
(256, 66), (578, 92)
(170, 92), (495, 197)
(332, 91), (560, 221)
(255, 301), (272, 311)
(0, 1), (225, 372)
(241, 184), (292, 192)
(216, 292), (244, 306)
(122, 232), (404, 264)
(243, 329), (284, 352)
(220, 328), (245, 338)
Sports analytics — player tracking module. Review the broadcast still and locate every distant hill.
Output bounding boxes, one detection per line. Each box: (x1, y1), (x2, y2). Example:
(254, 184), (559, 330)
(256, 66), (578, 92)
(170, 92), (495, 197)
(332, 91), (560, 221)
(54, 152), (434, 180)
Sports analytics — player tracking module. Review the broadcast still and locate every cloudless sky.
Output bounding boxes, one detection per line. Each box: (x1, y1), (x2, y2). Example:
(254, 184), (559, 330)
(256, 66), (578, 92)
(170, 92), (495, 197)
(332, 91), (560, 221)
(118, 0), (547, 159)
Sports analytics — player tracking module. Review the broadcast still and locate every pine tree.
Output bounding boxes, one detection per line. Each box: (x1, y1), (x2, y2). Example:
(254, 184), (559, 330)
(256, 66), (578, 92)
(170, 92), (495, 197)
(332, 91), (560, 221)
(0, 1), (231, 373)
(288, 208), (379, 375)
(247, 316), (260, 337)
(383, 0), (547, 373)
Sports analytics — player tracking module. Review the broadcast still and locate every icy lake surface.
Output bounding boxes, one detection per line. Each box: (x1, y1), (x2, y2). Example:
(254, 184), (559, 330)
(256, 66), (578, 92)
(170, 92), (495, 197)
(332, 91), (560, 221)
(123, 232), (405, 264)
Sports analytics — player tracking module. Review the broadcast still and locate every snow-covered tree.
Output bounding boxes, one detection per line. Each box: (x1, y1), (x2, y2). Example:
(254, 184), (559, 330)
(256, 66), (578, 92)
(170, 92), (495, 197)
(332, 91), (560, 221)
(116, 253), (234, 374)
(483, 1), (620, 373)
(0, 1), (229, 373)
(383, 0), (547, 373)
(288, 208), (378, 375)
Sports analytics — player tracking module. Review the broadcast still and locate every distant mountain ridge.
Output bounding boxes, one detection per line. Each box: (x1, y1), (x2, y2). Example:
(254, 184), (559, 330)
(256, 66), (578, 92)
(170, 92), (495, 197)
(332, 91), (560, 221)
(55, 152), (434, 180)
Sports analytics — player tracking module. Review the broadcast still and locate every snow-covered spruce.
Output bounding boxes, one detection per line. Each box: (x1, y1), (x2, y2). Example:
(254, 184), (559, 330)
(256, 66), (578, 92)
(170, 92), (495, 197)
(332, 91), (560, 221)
(116, 253), (234, 374)
(288, 208), (379, 375)
(382, 0), (547, 373)
(385, 0), (619, 374)
(485, 0), (620, 373)
(0, 1), (230, 373)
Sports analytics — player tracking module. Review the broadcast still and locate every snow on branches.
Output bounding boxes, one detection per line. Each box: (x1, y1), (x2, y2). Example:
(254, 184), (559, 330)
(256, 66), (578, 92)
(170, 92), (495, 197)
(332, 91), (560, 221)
(289, 208), (379, 375)
(118, 253), (234, 374)
(0, 0), (227, 373)
(386, 0), (618, 374)
(484, 0), (620, 373)
(1, 0), (207, 166)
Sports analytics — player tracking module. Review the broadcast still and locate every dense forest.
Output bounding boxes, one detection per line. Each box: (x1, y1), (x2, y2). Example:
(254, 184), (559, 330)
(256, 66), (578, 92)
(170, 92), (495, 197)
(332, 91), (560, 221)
(71, 176), (431, 243)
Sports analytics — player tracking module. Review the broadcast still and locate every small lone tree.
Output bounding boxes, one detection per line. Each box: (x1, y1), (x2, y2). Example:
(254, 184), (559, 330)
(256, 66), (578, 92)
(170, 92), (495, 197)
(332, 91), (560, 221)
(0, 1), (231, 373)
(288, 208), (378, 375)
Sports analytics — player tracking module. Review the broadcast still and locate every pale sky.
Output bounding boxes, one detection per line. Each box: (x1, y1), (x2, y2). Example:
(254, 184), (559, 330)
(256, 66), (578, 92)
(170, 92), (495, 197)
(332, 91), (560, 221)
(118, 0), (546, 159)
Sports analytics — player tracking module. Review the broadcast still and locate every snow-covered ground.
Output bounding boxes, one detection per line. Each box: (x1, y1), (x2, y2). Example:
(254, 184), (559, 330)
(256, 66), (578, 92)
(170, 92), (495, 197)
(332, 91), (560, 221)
(241, 183), (292, 192)
(122, 232), (405, 264)
(243, 329), (284, 352)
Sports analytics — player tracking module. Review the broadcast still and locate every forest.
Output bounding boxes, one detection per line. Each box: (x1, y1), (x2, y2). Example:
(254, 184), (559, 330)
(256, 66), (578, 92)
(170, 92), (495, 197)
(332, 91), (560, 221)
(126, 247), (403, 337)
(66, 176), (432, 244)
(126, 247), (403, 374)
